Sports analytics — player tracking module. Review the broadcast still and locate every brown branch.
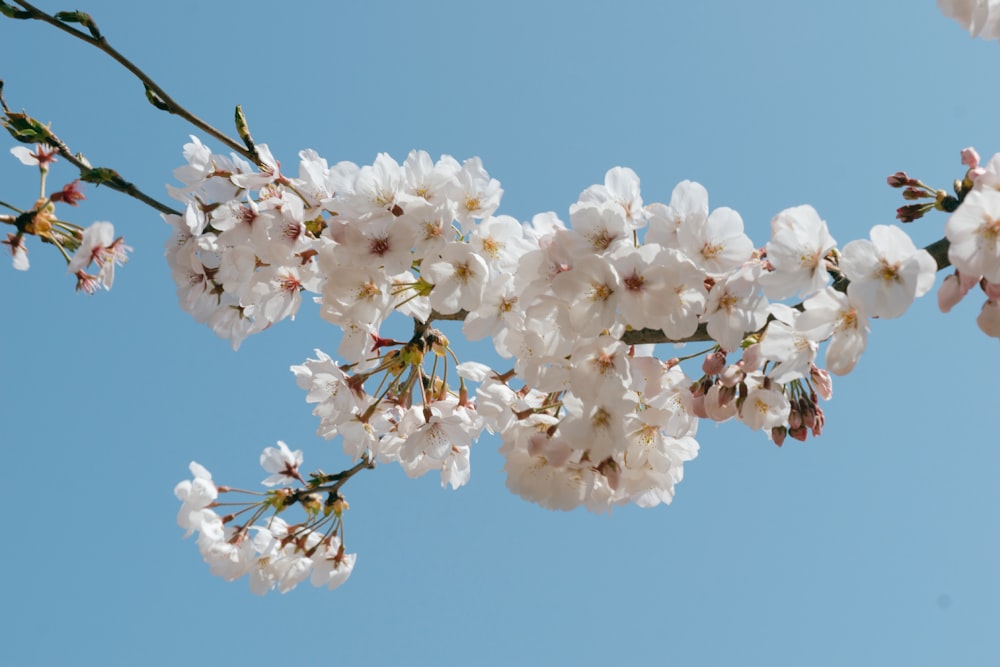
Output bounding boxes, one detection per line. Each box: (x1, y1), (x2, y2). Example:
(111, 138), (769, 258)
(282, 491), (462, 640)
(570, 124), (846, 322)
(7, 0), (259, 165)
(0, 82), (181, 216)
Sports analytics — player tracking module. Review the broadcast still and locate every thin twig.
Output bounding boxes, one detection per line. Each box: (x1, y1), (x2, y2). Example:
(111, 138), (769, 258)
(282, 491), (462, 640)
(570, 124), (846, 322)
(0, 81), (181, 216)
(8, 0), (259, 165)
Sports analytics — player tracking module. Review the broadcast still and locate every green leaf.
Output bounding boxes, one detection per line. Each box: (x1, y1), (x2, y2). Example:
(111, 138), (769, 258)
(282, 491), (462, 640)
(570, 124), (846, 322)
(54, 10), (101, 39)
(0, 1), (33, 19)
(2, 112), (53, 144)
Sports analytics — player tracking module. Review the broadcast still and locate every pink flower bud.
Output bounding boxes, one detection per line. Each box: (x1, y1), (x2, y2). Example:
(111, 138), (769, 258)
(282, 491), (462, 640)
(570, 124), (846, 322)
(771, 426), (786, 447)
(789, 426), (809, 442)
(977, 299), (1000, 339)
(811, 407), (825, 437)
(961, 147), (980, 169)
(720, 363), (745, 387)
(702, 350), (727, 376)
(810, 366), (833, 400)
(788, 408), (802, 430)
(705, 384), (738, 422)
(597, 458), (621, 490)
(741, 343), (763, 373)
(799, 398), (816, 430)
(690, 392), (708, 419)
(938, 273), (965, 313)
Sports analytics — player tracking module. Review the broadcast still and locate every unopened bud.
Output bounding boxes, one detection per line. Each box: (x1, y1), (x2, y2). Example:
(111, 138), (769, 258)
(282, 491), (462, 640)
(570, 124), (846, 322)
(702, 349), (727, 376)
(961, 147), (980, 169)
(690, 392), (708, 419)
(811, 407), (825, 437)
(938, 273), (965, 313)
(741, 343), (763, 373)
(977, 299), (1000, 339)
(896, 204), (927, 223)
(789, 425), (809, 441)
(886, 171), (910, 188)
(720, 363), (744, 387)
(810, 366), (833, 400)
(771, 426), (786, 447)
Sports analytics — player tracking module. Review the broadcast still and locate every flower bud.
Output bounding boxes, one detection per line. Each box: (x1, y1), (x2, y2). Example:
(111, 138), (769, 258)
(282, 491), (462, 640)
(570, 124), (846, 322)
(690, 392), (708, 419)
(896, 203), (927, 223)
(976, 299), (1000, 339)
(702, 350), (727, 376)
(741, 343), (763, 373)
(886, 171), (910, 188)
(811, 407), (825, 437)
(810, 366), (833, 400)
(771, 426), (787, 447)
(720, 363), (744, 387)
(938, 274), (965, 313)
(789, 425), (809, 441)
(961, 147), (980, 169)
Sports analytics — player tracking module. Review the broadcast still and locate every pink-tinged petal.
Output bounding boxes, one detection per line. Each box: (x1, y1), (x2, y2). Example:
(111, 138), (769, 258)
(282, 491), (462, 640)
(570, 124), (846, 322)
(976, 299), (1000, 338)
(839, 239), (879, 280)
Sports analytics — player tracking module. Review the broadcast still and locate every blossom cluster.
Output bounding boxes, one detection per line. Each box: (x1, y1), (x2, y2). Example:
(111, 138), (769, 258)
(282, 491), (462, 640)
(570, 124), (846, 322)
(4, 145), (130, 290)
(165, 135), (971, 529)
(174, 444), (358, 595)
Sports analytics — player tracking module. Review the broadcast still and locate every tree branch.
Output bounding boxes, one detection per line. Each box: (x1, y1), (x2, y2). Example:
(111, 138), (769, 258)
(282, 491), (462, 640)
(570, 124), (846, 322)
(0, 81), (181, 216)
(6, 0), (260, 165)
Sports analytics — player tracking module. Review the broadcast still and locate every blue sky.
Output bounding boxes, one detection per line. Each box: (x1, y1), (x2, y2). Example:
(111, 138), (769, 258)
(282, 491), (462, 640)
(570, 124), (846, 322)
(1, 1), (997, 665)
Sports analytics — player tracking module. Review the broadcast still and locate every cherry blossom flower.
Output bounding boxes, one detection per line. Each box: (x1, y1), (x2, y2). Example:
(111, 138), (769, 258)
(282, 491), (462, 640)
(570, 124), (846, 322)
(260, 441), (305, 486)
(68, 221), (131, 290)
(739, 376), (791, 431)
(839, 225), (936, 319)
(760, 204), (837, 300)
(578, 166), (644, 229)
(447, 157), (503, 230)
(796, 287), (870, 375)
(677, 205), (754, 276)
(423, 242), (491, 314)
(702, 263), (769, 352)
(945, 187), (1000, 283)
(645, 180), (709, 249)
(174, 461), (218, 538)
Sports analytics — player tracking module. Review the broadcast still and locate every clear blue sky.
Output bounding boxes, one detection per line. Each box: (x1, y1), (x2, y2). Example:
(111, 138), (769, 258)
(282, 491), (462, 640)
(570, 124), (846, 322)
(1, 1), (997, 665)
